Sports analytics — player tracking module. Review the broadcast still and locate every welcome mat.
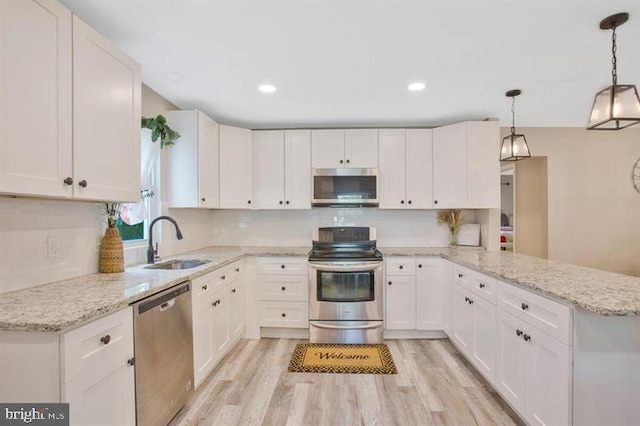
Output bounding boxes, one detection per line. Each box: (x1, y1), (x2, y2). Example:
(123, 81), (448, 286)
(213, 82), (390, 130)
(287, 343), (397, 374)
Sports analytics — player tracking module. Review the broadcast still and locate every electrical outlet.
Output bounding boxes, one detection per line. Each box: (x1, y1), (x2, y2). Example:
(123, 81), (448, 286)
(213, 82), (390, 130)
(47, 236), (61, 260)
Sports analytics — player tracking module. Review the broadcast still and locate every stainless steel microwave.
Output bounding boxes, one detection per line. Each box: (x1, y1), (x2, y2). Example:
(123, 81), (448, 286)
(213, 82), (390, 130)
(312, 168), (378, 207)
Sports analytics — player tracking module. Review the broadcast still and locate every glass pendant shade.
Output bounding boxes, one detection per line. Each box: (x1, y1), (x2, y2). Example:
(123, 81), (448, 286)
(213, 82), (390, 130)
(500, 132), (531, 161)
(587, 84), (640, 129)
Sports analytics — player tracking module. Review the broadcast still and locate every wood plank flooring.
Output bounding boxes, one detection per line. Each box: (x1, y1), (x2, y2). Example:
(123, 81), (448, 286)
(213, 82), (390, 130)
(170, 338), (524, 426)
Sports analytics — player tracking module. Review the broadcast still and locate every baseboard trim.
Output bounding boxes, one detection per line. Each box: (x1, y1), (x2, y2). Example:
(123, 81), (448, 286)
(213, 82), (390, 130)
(260, 327), (310, 339)
(383, 329), (447, 339)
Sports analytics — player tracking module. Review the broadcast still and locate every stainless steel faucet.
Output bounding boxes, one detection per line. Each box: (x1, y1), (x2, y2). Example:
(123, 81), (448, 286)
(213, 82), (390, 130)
(147, 216), (183, 264)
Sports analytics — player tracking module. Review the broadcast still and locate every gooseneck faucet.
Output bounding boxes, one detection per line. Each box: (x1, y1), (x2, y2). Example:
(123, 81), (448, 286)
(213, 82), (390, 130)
(147, 215), (183, 264)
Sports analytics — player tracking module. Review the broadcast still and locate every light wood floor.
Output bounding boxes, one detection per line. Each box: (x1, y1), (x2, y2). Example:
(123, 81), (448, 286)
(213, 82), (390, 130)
(170, 338), (524, 426)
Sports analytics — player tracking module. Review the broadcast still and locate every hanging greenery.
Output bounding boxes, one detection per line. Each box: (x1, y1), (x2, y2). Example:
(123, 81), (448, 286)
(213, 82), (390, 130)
(141, 114), (181, 148)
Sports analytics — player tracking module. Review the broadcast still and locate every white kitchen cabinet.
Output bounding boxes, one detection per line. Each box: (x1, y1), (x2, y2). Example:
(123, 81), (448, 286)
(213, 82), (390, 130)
(467, 121), (500, 208)
(191, 260), (244, 388)
(432, 122), (468, 208)
(257, 257), (309, 330)
(451, 268), (497, 382)
(60, 307), (135, 426)
(219, 125), (253, 208)
(311, 129), (378, 168)
(378, 129), (434, 209)
(385, 275), (417, 330)
(496, 308), (571, 426)
(432, 121), (499, 209)
(164, 110), (219, 208)
(442, 261), (454, 335)
(72, 15), (141, 202)
(0, 2), (141, 202)
(254, 129), (311, 209)
(416, 258), (443, 330)
(0, 0), (72, 198)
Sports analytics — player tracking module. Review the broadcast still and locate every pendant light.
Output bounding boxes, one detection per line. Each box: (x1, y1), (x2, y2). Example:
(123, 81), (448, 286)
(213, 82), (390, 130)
(587, 12), (640, 130)
(500, 89), (531, 161)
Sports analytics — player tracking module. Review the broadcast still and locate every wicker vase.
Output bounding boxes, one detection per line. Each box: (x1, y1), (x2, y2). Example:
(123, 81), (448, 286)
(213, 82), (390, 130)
(99, 227), (124, 273)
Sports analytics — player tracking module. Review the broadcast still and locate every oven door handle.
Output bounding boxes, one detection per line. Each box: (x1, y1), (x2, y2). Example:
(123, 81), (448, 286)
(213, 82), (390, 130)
(310, 322), (383, 330)
(308, 262), (382, 272)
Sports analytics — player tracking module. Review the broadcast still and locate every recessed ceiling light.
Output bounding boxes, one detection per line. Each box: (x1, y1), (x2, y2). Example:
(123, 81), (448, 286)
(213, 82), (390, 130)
(259, 84), (276, 93)
(408, 82), (426, 91)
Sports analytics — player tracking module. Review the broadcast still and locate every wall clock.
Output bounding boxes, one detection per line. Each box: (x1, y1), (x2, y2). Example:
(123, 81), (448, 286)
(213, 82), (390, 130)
(634, 158), (640, 193)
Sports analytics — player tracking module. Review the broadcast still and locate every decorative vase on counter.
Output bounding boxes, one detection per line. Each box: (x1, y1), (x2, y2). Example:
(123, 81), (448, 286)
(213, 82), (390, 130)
(99, 226), (124, 273)
(449, 231), (458, 247)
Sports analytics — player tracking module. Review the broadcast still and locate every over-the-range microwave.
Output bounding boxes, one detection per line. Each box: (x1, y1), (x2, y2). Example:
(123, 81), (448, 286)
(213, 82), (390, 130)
(312, 168), (378, 207)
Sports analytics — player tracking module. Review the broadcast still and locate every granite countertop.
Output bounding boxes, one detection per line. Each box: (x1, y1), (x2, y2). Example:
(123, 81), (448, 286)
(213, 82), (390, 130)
(1, 245), (639, 333)
(383, 247), (640, 317)
(0, 246), (310, 333)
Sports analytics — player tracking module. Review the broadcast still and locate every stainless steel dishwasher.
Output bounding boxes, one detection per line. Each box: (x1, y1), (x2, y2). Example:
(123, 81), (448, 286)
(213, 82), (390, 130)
(133, 281), (193, 426)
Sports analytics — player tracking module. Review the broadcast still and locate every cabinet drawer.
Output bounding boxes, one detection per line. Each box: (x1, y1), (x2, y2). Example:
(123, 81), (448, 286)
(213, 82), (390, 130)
(386, 257), (416, 275)
(258, 275), (309, 302)
(192, 273), (217, 301)
(498, 282), (572, 345)
(451, 264), (473, 290)
(470, 272), (498, 304)
(258, 301), (308, 328)
(224, 259), (243, 282)
(61, 307), (133, 383)
(258, 257), (308, 275)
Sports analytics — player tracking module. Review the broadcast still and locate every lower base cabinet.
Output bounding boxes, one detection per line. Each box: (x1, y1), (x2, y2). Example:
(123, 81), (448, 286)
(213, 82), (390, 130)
(191, 260), (245, 389)
(496, 309), (571, 426)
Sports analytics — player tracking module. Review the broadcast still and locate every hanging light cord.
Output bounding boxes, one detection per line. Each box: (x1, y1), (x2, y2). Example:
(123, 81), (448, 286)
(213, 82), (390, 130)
(611, 24), (618, 85)
(510, 96), (516, 134)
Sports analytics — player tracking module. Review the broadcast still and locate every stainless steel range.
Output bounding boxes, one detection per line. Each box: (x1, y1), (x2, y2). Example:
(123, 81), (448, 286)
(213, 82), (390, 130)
(308, 226), (384, 343)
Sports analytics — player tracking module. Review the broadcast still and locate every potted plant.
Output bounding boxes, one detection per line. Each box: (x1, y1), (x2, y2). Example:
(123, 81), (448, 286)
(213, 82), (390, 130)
(437, 209), (464, 246)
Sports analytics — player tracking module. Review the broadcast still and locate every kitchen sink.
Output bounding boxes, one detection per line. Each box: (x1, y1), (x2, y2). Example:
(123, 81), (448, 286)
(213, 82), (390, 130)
(145, 259), (210, 270)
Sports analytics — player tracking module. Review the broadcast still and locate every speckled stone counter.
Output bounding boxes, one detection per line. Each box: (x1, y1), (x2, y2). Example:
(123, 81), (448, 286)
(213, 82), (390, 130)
(1, 245), (639, 332)
(382, 246), (640, 317)
(0, 246), (310, 333)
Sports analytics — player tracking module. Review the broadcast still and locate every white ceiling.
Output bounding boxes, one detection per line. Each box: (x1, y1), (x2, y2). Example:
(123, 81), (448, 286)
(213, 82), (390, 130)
(60, 0), (640, 129)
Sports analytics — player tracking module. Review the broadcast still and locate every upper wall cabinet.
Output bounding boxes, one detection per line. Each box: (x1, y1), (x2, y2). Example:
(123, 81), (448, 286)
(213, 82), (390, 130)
(254, 130), (311, 210)
(164, 110), (219, 208)
(219, 125), (253, 209)
(72, 16), (141, 202)
(378, 129), (433, 209)
(0, 1), (141, 202)
(433, 121), (499, 209)
(311, 129), (378, 168)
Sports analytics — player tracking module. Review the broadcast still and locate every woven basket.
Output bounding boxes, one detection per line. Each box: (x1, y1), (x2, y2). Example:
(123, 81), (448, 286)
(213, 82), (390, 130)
(99, 227), (124, 273)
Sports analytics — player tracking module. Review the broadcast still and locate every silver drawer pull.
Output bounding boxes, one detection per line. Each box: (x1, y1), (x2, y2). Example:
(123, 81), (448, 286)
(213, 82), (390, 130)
(311, 322), (382, 330)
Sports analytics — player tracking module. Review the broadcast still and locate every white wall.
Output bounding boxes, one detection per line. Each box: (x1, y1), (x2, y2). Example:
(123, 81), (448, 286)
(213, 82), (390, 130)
(503, 127), (640, 276)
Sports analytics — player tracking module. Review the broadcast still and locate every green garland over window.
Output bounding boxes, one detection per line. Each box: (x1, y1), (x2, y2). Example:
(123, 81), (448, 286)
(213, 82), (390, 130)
(141, 114), (181, 148)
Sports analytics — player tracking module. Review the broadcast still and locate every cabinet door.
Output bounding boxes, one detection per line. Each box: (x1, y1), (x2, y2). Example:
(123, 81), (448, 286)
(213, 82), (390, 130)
(432, 122), (468, 208)
(468, 121), (500, 208)
(192, 288), (215, 389)
(405, 129), (434, 209)
(416, 258), (443, 330)
(495, 309), (527, 413)
(344, 129), (378, 168)
(525, 329), (571, 426)
(284, 129), (311, 209)
(471, 296), (496, 382)
(452, 282), (473, 355)
(385, 275), (416, 330)
(442, 261), (454, 335)
(211, 288), (231, 363)
(197, 111), (219, 208)
(229, 280), (245, 341)
(72, 16), (141, 202)
(219, 125), (253, 208)
(311, 129), (344, 168)
(62, 353), (135, 426)
(254, 130), (285, 209)
(0, 0), (73, 198)
(378, 129), (406, 209)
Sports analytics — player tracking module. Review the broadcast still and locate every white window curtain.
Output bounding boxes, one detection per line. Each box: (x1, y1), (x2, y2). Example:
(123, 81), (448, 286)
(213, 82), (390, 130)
(119, 129), (160, 226)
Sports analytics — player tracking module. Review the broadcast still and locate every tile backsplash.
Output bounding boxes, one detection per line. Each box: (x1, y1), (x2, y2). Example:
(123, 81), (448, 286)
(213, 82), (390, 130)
(0, 196), (103, 294)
